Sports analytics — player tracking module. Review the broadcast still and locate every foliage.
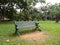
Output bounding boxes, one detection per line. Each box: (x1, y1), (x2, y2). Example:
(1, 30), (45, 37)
(0, 0), (46, 21)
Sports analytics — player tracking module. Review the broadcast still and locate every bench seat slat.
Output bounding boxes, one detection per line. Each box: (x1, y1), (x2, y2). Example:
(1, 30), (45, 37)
(15, 21), (37, 30)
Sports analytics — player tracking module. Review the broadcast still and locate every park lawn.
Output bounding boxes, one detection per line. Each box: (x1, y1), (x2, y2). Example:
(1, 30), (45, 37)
(0, 21), (60, 45)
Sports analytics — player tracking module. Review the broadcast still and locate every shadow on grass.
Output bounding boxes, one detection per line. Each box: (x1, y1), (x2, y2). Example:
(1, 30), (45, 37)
(9, 29), (41, 37)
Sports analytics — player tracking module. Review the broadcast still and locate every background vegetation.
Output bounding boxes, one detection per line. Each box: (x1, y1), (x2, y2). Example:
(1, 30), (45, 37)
(0, 0), (60, 23)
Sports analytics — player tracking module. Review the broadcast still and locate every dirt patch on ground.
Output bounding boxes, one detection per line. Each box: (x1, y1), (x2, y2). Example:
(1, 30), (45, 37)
(20, 31), (48, 42)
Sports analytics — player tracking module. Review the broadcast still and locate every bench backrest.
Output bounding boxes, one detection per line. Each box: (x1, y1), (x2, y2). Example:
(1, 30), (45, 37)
(15, 21), (36, 30)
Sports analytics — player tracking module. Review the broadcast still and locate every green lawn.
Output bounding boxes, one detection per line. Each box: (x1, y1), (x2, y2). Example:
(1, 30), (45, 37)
(0, 21), (60, 45)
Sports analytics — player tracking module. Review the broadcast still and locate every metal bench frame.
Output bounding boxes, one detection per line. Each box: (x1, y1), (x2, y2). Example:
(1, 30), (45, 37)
(15, 21), (40, 34)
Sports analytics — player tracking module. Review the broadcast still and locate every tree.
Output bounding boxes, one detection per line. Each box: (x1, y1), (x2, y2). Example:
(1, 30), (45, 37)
(0, 0), (46, 21)
(44, 3), (60, 23)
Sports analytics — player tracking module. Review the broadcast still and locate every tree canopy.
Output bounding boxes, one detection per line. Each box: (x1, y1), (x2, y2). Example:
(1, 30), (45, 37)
(0, 0), (46, 21)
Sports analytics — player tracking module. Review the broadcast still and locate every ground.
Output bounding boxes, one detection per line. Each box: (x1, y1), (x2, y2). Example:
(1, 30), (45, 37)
(0, 21), (60, 45)
(20, 31), (48, 42)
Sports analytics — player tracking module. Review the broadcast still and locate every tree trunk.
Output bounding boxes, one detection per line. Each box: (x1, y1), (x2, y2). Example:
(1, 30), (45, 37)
(56, 15), (60, 23)
(0, 15), (1, 22)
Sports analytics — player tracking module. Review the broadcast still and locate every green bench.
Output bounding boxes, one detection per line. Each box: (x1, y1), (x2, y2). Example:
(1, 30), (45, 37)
(15, 21), (41, 34)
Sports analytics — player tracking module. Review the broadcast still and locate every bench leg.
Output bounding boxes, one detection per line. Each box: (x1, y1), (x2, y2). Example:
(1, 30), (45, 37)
(14, 25), (19, 35)
(35, 23), (41, 31)
(15, 29), (18, 34)
(37, 28), (41, 31)
(35, 27), (41, 31)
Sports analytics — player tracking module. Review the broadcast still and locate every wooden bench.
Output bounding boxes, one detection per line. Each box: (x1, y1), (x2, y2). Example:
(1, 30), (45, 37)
(15, 21), (41, 34)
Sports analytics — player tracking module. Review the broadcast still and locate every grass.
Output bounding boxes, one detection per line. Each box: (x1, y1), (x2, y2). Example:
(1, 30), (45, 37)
(0, 21), (60, 45)
(39, 21), (60, 45)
